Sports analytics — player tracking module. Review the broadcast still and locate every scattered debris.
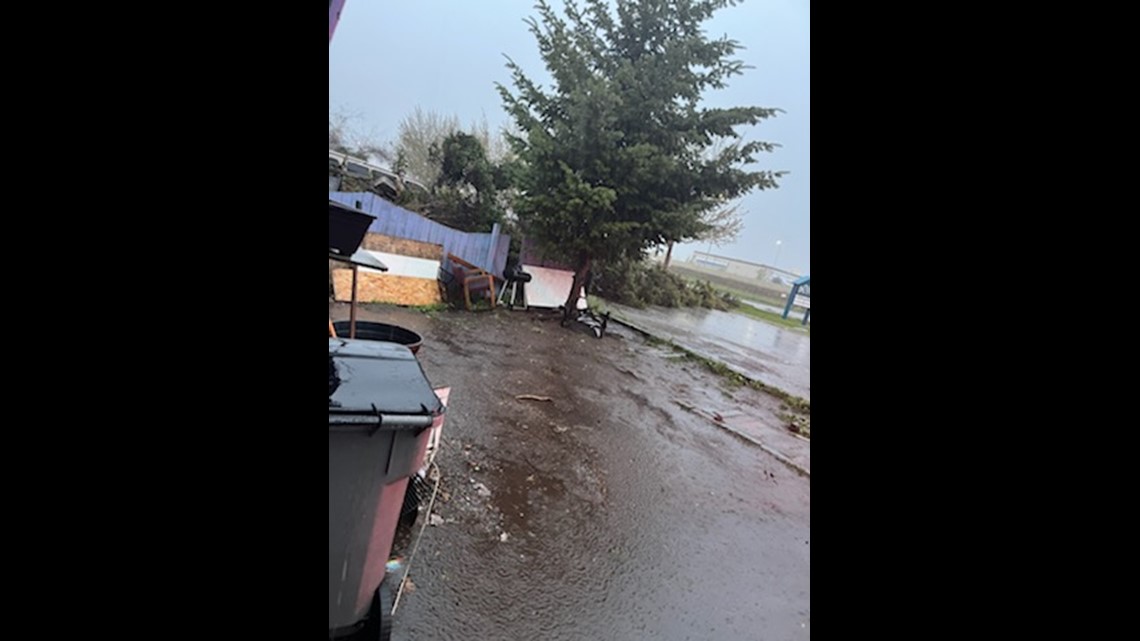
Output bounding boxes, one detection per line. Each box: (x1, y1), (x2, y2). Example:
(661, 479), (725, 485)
(676, 402), (810, 478)
(516, 394), (553, 402)
(615, 366), (642, 381)
(429, 514), (444, 527)
(499, 532), (510, 543)
(673, 399), (696, 412)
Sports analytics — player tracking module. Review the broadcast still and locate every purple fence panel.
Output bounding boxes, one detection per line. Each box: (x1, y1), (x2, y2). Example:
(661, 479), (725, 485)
(329, 192), (510, 275)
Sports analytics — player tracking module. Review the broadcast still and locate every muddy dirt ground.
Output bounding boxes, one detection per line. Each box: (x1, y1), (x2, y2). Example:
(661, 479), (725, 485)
(330, 302), (811, 641)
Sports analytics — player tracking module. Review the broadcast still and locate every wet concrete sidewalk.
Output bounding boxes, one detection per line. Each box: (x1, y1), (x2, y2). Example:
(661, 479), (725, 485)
(607, 303), (811, 402)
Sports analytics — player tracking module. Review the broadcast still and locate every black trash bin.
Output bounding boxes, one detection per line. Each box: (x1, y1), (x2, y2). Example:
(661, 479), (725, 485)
(329, 338), (443, 640)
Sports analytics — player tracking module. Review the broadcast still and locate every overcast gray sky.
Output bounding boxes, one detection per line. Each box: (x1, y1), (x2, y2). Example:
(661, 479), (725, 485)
(329, 0), (809, 275)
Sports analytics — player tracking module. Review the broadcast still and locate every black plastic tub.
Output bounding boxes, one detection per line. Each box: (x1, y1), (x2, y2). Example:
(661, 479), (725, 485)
(333, 321), (423, 355)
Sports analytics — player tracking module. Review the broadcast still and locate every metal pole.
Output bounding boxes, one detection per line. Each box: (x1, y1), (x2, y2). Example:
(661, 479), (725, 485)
(486, 222), (501, 273)
(782, 283), (796, 320)
(350, 265), (359, 339)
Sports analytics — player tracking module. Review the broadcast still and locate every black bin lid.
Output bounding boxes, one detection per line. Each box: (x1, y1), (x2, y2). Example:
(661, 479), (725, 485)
(328, 338), (442, 416)
(329, 200), (376, 257)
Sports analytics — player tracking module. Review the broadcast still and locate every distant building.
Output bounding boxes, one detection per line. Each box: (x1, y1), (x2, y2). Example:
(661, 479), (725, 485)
(686, 251), (801, 285)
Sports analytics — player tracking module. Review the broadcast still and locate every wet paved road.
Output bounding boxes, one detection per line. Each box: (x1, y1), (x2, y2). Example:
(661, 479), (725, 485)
(331, 304), (810, 641)
(607, 304), (811, 401)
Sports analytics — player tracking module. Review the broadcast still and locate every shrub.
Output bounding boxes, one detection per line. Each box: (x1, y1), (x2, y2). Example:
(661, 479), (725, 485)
(594, 259), (737, 311)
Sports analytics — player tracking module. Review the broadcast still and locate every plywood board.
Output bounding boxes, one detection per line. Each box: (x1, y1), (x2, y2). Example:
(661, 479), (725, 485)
(361, 233), (443, 260)
(332, 269), (441, 306)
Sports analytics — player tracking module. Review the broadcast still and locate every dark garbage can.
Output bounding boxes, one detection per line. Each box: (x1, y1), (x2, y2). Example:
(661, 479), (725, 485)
(329, 200), (376, 257)
(329, 338), (443, 640)
(332, 321), (423, 355)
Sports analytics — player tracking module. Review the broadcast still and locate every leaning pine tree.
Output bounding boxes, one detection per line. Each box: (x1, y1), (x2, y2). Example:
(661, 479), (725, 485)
(498, 0), (784, 321)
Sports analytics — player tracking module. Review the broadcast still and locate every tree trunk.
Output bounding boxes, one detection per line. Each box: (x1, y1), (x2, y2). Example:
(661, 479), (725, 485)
(663, 242), (675, 270)
(563, 251), (591, 324)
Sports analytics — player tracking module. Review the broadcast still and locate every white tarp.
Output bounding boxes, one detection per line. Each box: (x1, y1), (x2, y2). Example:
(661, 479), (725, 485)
(521, 265), (588, 310)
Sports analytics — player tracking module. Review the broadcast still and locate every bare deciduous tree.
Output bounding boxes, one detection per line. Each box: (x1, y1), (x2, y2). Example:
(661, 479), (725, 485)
(662, 202), (745, 269)
(468, 115), (517, 165)
(329, 107), (393, 164)
(698, 203), (745, 246)
(394, 107), (461, 186)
